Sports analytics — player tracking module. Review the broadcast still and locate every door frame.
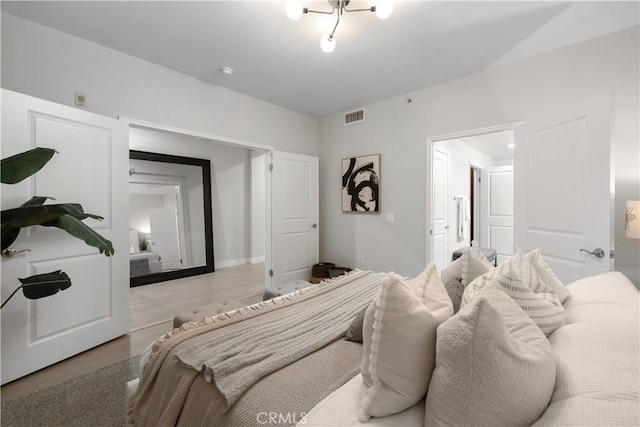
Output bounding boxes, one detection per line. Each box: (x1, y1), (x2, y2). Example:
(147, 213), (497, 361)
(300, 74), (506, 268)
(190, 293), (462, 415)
(120, 117), (275, 288)
(425, 121), (523, 265)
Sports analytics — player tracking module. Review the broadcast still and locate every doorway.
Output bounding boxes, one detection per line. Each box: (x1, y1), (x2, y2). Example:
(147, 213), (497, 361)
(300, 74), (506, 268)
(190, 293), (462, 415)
(428, 124), (519, 268)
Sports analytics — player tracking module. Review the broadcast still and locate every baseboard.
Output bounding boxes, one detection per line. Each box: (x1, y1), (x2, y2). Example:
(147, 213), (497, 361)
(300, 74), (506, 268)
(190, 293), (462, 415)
(215, 258), (250, 270)
(250, 256), (265, 264)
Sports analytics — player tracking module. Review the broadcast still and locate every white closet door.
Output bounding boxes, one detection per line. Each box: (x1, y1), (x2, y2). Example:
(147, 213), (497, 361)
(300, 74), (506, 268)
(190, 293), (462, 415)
(1, 90), (129, 384)
(271, 151), (319, 287)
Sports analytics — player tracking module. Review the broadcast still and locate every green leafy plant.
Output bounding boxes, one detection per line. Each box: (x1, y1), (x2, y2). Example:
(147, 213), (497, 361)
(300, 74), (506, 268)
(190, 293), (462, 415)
(1, 148), (114, 309)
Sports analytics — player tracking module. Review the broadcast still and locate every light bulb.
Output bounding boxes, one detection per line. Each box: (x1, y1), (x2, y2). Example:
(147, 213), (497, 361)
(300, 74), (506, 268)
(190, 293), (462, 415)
(285, 0), (303, 20)
(375, 0), (393, 19)
(320, 35), (336, 53)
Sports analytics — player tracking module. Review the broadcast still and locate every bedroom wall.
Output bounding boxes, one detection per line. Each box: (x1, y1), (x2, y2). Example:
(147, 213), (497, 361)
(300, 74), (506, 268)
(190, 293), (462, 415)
(319, 26), (640, 287)
(1, 12), (315, 272)
(0, 13), (319, 156)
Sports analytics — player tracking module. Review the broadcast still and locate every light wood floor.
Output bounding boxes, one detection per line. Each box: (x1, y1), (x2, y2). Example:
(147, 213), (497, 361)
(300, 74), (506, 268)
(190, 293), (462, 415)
(0, 262), (265, 403)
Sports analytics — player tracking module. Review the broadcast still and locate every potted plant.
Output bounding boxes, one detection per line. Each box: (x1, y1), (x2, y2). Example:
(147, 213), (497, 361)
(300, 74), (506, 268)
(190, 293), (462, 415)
(1, 147), (114, 308)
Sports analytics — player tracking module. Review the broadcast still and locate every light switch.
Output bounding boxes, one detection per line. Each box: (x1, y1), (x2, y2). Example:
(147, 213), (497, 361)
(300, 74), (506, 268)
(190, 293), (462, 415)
(385, 213), (394, 223)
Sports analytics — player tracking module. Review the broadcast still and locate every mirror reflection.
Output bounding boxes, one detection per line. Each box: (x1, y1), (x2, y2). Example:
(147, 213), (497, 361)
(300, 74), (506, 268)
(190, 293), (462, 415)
(129, 150), (214, 286)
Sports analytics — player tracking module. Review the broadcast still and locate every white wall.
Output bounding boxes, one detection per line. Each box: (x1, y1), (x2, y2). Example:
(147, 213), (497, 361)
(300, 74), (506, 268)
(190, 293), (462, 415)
(0, 13), (319, 156)
(319, 27), (640, 286)
(435, 139), (496, 256)
(129, 193), (164, 235)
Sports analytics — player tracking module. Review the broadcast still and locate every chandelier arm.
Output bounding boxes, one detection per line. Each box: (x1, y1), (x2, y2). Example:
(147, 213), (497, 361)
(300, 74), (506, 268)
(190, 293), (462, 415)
(329, 9), (341, 38)
(304, 8), (335, 15)
(343, 5), (375, 13)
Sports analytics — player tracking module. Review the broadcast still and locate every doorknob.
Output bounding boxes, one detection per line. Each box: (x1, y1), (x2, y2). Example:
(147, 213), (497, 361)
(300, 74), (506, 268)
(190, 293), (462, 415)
(1, 248), (31, 258)
(579, 248), (605, 258)
(444, 225), (450, 229)
(311, 223), (318, 229)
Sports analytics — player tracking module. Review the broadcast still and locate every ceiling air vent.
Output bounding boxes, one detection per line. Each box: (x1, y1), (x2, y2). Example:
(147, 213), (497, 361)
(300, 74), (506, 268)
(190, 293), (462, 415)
(344, 109), (365, 125)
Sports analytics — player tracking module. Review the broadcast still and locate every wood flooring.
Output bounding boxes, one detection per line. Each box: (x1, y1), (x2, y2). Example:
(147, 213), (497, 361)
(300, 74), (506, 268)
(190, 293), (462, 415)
(0, 262), (265, 403)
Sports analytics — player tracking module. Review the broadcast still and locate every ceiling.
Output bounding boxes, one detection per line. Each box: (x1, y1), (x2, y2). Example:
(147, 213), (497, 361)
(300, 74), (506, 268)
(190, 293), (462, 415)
(2, 1), (638, 118)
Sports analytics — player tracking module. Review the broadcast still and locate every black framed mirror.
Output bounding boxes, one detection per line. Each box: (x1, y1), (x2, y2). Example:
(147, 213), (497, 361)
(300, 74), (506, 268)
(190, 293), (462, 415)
(129, 150), (214, 287)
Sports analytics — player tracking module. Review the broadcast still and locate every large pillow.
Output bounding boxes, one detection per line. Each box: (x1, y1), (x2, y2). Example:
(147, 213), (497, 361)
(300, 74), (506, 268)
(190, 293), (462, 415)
(359, 272), (446, 420)
(440, 248), (494, 313)
(406, 264), (454, 322)
(462, 250), (565, 336)
(424, 288), (556, 427)
(526, 248), (570, 303)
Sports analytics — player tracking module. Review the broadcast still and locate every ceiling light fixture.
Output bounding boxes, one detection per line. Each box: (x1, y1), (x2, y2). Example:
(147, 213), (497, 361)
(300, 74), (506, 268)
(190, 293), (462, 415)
(285, 0), (394, 53)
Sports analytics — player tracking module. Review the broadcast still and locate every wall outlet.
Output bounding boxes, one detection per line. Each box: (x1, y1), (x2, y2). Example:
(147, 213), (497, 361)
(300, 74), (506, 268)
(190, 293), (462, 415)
(385, 213), (395, 223)
(357, 254), (364, 264)
(75, 91), (87, 107)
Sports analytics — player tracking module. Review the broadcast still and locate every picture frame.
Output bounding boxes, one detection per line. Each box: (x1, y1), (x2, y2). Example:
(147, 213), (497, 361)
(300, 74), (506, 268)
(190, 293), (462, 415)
(342, 154), (380, 212)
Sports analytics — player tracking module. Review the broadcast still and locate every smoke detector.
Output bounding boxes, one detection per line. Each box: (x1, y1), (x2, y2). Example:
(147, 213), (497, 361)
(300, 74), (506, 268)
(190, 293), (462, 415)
(219, 66), (234, 77)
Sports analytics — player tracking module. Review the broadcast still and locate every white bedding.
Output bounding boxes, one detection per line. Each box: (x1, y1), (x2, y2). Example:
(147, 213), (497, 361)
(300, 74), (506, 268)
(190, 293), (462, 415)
(300, 374), (423, 427)
(301, 271), (640, 427)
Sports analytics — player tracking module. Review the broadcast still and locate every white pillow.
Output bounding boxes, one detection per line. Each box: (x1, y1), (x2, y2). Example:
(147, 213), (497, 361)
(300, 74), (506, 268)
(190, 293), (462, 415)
(359, 272), (444, 420)
(462, 250), (565, 336)
(406, 264), (454, 322)
(526, 248), (570, 303)
(440, 248), (494, 313)
(424, 288), (556, 427)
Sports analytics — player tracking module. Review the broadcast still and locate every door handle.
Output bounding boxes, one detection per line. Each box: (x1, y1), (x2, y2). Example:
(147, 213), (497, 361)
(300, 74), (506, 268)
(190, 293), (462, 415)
(1, 248), (31, 258)
(579, 248), (605, 258)
(311, 223), (318, 229)
(444, 225), (450, 229)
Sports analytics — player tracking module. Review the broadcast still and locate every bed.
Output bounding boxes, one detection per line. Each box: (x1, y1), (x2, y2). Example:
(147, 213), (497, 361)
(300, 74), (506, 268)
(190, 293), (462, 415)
(126, 251), (639, 427)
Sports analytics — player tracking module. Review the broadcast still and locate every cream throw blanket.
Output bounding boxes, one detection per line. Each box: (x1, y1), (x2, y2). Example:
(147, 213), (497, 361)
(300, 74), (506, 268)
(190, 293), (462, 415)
(175, 270), (384, 409)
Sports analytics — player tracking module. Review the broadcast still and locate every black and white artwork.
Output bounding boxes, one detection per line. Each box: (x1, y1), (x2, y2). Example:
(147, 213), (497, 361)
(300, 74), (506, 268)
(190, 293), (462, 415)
(342, 154), (380, 212)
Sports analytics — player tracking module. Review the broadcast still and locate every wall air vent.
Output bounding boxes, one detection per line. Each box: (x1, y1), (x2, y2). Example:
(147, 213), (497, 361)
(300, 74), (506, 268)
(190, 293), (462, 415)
(344, 109), (365, 125)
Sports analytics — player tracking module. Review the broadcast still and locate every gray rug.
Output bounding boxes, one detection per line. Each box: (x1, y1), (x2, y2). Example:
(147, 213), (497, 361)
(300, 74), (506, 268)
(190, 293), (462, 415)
(1, 356), (140, 427)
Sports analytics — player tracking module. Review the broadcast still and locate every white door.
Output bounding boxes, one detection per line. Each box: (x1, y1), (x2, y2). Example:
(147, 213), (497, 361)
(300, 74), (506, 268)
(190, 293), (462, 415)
(481, 165), (514, 265)
(150, 207), (182, 270)
(431, 149), (450, 270)
(271, 151), (319, 287)
(515, 99), (612, 283)
(1, 90), (129, 384)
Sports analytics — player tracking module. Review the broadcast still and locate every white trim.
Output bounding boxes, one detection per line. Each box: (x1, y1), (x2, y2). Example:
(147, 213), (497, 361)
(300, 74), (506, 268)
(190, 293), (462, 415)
(428, 121), (524, 143)
(251, 256), (266, 264)
(118, 116), (274, 152)
(215, 258), (251, 270)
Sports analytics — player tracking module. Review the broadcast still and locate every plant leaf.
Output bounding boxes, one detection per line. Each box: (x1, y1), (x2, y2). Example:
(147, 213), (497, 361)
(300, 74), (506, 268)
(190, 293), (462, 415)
(1, 225), (21, 251)
(43, 214), (114, 256)
(0, 197), (57, 250)
(19, 270), (71, 299)
(1, 148), (57, 184)
(1, 203), (102, 227)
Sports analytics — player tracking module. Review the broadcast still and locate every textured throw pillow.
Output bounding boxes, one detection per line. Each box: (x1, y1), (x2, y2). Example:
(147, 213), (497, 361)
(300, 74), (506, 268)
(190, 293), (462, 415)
(440, 248), (494, 313)
(345, 306), (367, 342)
(526, 248), (570, 303)
(406, 264), (454, 322)
(359, 272), (444, 420)
(424, 288), (556, 427)
(462, 250), (565, 336)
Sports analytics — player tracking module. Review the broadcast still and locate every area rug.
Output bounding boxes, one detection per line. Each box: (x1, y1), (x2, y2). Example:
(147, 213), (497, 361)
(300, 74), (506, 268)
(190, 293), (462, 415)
(1, 356), (140, 427)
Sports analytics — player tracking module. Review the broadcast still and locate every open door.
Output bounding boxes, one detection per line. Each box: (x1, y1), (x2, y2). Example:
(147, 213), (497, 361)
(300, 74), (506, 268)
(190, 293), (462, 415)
(1, 90), (129, 384)
(150, 207), (182, 271)
(271, 151), (319, 288)
(514, 98), (612, 283)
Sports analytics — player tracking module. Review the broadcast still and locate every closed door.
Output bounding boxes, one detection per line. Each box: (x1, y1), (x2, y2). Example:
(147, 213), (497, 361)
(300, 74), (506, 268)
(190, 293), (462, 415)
(515, 98), (612, 282)
(1, 90), (129, 384)
(480, 165), (514, 264)
(431, 149), (449, 270)
(271, 151), (319, 287)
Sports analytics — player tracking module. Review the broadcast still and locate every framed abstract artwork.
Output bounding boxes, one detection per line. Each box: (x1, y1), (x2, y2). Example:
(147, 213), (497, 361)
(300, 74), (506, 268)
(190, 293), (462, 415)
(342, 154), (380, 212)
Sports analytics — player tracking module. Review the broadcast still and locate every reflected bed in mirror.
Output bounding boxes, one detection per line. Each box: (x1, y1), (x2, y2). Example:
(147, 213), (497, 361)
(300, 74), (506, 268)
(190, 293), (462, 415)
(129, 150), (214, 287)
